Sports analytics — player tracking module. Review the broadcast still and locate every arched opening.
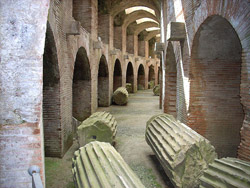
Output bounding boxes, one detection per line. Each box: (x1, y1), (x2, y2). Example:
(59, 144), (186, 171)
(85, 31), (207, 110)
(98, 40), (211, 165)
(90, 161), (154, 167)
(157, 67), (160, 85)
(126, 62), (134, 93)
(137, 64), (145, 90)
(189, 15), (243, 157)
(164, 42), (177, 118)
(113, 59), (122, 91)
(43, 23), (61, 157)
(98, 55), (109, 107)
(73, 47), (91, 121)
(148, 65), (155, 89)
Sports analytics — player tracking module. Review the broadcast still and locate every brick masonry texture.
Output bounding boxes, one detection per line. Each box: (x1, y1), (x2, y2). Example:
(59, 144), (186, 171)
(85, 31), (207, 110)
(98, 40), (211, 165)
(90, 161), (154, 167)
(1, 0), (249, 187)
(162, 0), (250, 160)
(0, 0), (160, 187)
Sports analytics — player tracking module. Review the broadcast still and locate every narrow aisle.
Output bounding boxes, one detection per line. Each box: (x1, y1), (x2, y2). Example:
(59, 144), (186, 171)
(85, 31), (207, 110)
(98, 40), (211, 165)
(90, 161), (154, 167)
(98, 89), (173, 188)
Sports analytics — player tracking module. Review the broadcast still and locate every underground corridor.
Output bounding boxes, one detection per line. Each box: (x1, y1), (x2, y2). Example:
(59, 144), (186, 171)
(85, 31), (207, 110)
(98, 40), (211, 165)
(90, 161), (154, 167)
(45, 89), (175, 188)
(1, 1), (249, 188)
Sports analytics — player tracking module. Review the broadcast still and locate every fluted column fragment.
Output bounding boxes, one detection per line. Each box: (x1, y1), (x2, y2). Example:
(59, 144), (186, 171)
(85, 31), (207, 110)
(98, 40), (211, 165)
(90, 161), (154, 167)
(77, 111), (117, 146)
(199, 157), (250, 188)
(145, 114), (217, 188)
(113, 87), (129, 105)
(72, 141), (145, 188)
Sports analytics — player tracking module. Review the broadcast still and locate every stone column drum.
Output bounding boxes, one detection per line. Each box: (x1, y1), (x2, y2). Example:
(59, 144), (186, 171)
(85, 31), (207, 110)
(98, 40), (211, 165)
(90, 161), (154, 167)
(72, 141), (145, 188)
(199, 157), (250, 188)
(145, 114), (217, 188)
(112, 87), (129, 105)
(77, 111), (117, 147)
(126, 83), (132, 93)
(153, 85), (160, 96)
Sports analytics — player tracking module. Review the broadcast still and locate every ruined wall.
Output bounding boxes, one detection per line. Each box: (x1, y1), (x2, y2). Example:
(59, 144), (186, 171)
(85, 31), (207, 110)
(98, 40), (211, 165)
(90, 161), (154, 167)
(0, 0), (49, 186)
(126, 35), (134, 54)
(162, 0), (250, 160)
(0, 0), (160, 187)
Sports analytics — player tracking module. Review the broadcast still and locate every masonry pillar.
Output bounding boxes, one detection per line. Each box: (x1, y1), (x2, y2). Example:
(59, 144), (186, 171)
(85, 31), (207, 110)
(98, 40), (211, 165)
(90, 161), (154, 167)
(122, 26), (126, 53)
(138, 40), (145, 57)
(0, 0), (49, 187)
(145, 41), (149, 58)
(134, 35), (138, 56)
(114, 26), (122, 50)
(98, 14), (113, 47)
(126, 34), (134, 54)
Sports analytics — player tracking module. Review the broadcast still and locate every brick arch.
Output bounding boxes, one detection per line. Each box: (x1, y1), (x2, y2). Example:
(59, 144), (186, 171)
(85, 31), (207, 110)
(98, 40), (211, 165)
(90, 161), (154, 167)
(72, 47), (91, 121)
(134, 22), (159, 35)
(188, 15), (244, 158)
(148, 65), (155, 89)
(137, 64), (146, 90)
(126, 62), (135, 93)
(110, 0), (160, 18)
(113, 59), (122, 91)
(164, 42), (177, 118)
(157, 65), (160, 85)
(123, 10), (159, 29)
(43, 22), (61, 157)
(98, 55), (110, 107)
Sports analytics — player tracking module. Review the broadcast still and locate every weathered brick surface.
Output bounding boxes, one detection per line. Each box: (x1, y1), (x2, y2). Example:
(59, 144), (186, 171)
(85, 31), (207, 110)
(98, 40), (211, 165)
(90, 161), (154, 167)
(0, 0), (49, 187)
(113, 59), (123, 91)
(137, 64), (146, 90)
(126, 35), (134, 54)
(126, 62), (135, 93)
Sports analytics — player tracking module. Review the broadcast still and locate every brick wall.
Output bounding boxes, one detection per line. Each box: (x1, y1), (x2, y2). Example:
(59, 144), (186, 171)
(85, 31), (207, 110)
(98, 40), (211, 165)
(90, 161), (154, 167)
(138, 41), (146, 57)
(98, 14), (110, 44)
(98, 56), (110, 106)
(0, 0), (49, 186)
(73, 80), (92, 121)
(164, 42), (177, 117)
(114, 26), (122, 50)
(126, 35), (134, 54)
(188, 15), (244, 157)
(162, 0), (250, 160)
(113, 59), (123, 91)
(126, 62), (134, 92)
(137, 64), (146, 89)
(0, 0), (162, 186)
(73, 0), (92, 33)
(43, 22), (62, 157)
(72, 0), (98, 39)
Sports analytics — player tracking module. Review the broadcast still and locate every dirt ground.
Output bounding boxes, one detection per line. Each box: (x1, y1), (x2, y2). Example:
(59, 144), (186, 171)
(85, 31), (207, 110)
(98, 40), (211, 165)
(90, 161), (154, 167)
(45, 89), (174, 188)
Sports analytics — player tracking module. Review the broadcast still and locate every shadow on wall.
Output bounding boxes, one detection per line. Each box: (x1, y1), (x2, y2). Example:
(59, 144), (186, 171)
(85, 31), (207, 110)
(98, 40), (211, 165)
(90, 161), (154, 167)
(43, 22), (62, 157)
(137, 64), (145, 90)
(72, 47), (91, 122)
(188, 15), (244, 158)
(113, 59), (122, 91)
(98, 55), (110, 107)
(126, 62), (134, 93)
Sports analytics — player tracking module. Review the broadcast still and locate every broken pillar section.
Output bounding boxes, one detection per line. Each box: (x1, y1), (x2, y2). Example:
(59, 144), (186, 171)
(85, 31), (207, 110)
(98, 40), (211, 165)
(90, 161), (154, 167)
(113, 87), (128, 105)
(72, 141), (145, 188)
(199, 157), (250, 188)
(126, 83), (132, 93)
(145, 114), (217, 188)
(153, 85), (160, 96)
(77, 111), (117, 147)
(148, 80), (155, 89)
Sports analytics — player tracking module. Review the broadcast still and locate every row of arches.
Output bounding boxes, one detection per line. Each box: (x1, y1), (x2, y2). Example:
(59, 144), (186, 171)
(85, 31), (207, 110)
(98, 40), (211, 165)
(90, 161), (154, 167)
(43, 25), (159, 156)
(164, 15), (244, 158)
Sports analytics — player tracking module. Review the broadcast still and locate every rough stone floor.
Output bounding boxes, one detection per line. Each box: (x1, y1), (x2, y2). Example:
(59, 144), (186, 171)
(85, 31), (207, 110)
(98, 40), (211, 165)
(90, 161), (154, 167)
(45, 89), (173, 188)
